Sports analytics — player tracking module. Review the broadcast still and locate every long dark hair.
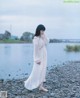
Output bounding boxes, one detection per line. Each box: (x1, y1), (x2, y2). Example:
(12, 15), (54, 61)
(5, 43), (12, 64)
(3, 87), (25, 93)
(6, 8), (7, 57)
(33, 24), (46, 39)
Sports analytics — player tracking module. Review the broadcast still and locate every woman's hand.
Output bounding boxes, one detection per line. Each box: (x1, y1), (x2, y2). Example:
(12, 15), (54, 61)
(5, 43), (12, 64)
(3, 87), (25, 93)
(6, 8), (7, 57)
(36, 61), (41, 65)
(41, 33), (47, 40)
(41, 33), (45, 39)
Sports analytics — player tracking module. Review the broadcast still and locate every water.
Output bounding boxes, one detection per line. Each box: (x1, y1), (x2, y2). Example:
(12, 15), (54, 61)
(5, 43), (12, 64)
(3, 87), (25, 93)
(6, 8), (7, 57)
(0, 43), (80, 80)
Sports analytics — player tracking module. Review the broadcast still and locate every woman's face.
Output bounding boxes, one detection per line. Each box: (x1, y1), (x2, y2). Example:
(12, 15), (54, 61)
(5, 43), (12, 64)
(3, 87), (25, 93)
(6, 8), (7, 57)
(40, 30), (44, 36)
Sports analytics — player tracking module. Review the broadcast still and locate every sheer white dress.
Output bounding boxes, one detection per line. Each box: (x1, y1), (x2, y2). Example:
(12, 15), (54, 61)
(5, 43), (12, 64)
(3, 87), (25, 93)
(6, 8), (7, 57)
(24, 34), (49, 90)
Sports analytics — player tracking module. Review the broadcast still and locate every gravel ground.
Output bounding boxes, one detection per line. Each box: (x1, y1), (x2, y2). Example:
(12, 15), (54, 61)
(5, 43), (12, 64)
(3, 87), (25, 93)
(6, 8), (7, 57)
(0, 61), (80, 98)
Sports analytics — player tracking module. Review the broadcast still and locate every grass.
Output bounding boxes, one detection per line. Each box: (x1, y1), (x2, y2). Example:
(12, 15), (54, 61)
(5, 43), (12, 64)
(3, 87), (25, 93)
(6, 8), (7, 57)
(65, 45), (80, 52)
(0, 39), (32, 43)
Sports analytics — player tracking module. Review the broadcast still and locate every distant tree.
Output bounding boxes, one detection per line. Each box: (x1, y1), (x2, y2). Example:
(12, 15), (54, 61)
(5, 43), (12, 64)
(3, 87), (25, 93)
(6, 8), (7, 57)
(20, 36), (24, 41)
(20, 32), (34, 42)
(0, 34), (5, 40)
(4, 30), (11, 39)
(15, 37), (19, 40)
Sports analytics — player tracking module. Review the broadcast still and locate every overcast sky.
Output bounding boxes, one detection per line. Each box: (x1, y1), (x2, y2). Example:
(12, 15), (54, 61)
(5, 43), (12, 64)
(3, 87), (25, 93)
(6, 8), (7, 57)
(0, 0), (80, 39)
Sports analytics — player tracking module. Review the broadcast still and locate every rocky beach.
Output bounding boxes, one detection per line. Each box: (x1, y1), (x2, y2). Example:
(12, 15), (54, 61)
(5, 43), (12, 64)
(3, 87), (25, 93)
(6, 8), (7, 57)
(0, 61), (80, 98)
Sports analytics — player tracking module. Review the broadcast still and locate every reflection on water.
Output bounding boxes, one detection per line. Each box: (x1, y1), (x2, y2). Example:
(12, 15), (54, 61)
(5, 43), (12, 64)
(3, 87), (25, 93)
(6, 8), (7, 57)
(0, 43), (80, 80)
(4, 45), (11, 55)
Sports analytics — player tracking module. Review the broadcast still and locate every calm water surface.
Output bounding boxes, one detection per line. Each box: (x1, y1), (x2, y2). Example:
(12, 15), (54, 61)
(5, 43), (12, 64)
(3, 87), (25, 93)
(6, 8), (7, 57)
(0, 43), (80, 80)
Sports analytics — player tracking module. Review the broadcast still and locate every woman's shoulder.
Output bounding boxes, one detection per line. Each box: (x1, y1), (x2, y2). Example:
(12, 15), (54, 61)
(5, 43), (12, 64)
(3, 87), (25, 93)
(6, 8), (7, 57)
(33, 36), (40, 40)
(33, 36), (39, 43)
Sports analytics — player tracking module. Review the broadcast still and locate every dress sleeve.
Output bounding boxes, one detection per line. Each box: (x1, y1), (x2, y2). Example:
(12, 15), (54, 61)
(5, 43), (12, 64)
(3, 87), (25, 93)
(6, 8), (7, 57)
(33, 38), (41, 63)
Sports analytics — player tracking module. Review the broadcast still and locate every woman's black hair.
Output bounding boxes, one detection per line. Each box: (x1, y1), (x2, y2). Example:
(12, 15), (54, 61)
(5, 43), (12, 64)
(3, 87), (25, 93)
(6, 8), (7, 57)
(33, 24), (46, 39)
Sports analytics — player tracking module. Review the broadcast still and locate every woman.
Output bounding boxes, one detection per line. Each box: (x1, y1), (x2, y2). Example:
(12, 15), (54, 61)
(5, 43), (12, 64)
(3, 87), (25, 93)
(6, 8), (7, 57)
(24, 24), (49, 92)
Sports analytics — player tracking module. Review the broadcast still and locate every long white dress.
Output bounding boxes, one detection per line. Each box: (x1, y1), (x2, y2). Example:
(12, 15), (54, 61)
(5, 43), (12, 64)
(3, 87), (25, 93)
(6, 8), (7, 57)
(24, 34), (49, 90)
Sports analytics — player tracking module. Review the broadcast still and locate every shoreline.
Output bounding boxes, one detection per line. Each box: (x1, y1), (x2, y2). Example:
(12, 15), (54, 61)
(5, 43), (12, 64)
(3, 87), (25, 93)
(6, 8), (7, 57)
(0, 61), (80, 98)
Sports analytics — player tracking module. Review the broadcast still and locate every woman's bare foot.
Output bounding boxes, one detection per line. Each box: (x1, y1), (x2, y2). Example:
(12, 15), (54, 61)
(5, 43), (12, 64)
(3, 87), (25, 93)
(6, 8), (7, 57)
(39, 86), (48, 92)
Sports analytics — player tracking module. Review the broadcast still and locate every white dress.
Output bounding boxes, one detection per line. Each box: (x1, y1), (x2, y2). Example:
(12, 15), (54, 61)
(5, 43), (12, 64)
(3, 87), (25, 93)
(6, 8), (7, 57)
(24, 34), (49, 90)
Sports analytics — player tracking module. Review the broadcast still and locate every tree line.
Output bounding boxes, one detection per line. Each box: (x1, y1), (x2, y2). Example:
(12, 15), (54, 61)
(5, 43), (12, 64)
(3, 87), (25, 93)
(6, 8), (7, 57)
(0, 30), (34, 42)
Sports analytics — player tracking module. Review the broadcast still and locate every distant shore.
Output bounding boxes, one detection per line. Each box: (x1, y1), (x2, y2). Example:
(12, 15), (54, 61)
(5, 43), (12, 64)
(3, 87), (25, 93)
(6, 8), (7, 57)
(1, 39), (80, 44)
(0, 39), (32, 44)
(0, 61), (80, 98)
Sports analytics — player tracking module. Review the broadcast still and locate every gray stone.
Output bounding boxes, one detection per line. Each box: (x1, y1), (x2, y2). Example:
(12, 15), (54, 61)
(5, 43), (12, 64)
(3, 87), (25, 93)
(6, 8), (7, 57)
(50, 92), (55, 96)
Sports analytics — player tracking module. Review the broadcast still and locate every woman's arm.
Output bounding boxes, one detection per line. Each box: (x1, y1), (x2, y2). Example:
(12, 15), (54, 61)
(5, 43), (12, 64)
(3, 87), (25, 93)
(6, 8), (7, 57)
(33, 37), (41, 64)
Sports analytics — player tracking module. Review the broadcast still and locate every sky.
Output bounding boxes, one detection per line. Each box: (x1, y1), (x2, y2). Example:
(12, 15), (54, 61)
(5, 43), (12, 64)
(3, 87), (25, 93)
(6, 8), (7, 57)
(0, 0), (80, 39)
